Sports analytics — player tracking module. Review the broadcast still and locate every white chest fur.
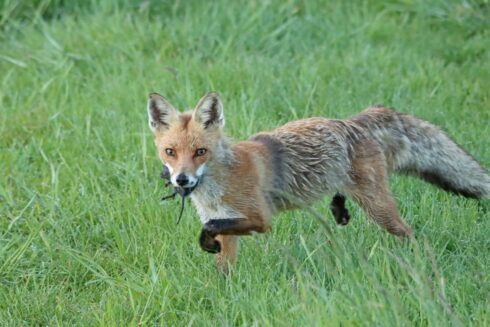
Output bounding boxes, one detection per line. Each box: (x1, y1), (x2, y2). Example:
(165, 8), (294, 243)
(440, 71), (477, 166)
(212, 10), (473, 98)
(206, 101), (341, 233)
(190, 177), (243, 224)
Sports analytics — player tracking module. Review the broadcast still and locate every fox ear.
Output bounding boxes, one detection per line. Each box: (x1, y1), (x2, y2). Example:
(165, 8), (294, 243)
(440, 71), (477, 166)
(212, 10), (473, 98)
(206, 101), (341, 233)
(147, 93), (178, 132)
(192, 92), (224, 129)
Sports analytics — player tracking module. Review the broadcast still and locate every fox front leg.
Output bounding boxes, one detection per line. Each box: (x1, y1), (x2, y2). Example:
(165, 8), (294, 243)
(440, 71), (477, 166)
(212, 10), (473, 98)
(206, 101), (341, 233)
(198, 217), (268, 253)
(199, 228), (221, 253)
(199, 218), (267, 275)
(214, 235), (238, 275)
(198, 231), (238, 275)
(203, 218), (269, 236)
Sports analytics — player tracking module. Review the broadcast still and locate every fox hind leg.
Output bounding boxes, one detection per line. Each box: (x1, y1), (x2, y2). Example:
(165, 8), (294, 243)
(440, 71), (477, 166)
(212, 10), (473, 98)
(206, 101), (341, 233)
(350, 186), (413, 238)
(330, 193), (350, 225)
(347, 141), (413, 238)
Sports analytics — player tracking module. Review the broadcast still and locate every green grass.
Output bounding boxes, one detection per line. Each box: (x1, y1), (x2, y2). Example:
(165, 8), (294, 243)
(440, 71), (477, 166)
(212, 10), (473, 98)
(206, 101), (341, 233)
(1, 0), (490, 325)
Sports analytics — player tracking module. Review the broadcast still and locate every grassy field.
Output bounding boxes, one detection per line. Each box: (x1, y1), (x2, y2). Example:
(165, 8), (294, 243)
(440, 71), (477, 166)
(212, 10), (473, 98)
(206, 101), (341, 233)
(1, 0), (490, 325)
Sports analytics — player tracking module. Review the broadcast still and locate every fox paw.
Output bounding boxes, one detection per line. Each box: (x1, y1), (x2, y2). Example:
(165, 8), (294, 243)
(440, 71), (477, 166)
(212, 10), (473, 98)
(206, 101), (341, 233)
(199, 229), (221, 254)
(330, 205), (350, 225)
(330, 193), (350, 226)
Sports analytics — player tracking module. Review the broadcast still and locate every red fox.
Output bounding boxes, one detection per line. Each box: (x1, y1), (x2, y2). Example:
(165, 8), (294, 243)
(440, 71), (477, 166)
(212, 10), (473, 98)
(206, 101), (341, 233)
(147, 92), (490, 273)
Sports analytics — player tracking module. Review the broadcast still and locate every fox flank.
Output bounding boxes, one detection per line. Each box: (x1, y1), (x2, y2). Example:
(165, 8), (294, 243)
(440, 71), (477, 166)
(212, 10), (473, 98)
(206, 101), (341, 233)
(147, 92), (490, 275)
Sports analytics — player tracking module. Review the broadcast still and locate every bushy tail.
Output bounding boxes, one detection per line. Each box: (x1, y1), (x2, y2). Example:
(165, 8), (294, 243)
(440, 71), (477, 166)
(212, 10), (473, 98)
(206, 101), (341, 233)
(349, 107), (490, 199)
(396, 114), (490, 199)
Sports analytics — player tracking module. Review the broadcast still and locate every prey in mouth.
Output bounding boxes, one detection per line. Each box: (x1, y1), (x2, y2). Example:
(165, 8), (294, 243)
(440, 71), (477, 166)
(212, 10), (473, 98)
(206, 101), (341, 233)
(160, 165), (200, 197)
(160, 165), (200, 224)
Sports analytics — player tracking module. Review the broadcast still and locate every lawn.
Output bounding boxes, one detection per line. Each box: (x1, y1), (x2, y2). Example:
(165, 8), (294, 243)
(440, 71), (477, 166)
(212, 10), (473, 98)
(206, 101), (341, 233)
(1, 0), (489, 325)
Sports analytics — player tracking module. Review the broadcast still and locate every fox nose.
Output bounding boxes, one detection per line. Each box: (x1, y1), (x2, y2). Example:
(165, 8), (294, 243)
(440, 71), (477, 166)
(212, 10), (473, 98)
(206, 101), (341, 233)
(176, 173), (189, 186)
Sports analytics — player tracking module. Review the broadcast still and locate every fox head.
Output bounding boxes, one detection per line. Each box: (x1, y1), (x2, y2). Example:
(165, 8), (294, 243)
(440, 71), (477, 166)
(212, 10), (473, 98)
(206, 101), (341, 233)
(147, 92), (225, 191)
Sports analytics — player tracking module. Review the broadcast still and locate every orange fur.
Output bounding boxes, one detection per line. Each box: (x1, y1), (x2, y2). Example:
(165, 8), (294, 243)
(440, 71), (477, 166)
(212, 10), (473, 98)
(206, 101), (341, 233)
(148, 92), (490, 275)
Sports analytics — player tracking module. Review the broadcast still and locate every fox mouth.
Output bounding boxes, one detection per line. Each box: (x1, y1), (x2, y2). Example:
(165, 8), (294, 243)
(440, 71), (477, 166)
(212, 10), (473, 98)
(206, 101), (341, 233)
(175, 179), (200, 197)
(160, 166), (201, 225)
(160, 165), (202, 198)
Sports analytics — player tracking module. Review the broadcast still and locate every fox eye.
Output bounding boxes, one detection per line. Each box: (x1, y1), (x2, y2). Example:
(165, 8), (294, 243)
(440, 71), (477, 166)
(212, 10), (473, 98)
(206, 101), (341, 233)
(165, 148), (176, 156)
(195, 148), (207, 156)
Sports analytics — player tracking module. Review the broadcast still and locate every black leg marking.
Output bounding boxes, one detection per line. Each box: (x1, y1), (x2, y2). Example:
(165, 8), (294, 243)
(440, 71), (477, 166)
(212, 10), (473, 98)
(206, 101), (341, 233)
(199, 229), (221, 253)
(330, 193), (350, 226)
(205, 219), (244, 236)
(203, 218), (263, 236)
(199, 218), (264, 254)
